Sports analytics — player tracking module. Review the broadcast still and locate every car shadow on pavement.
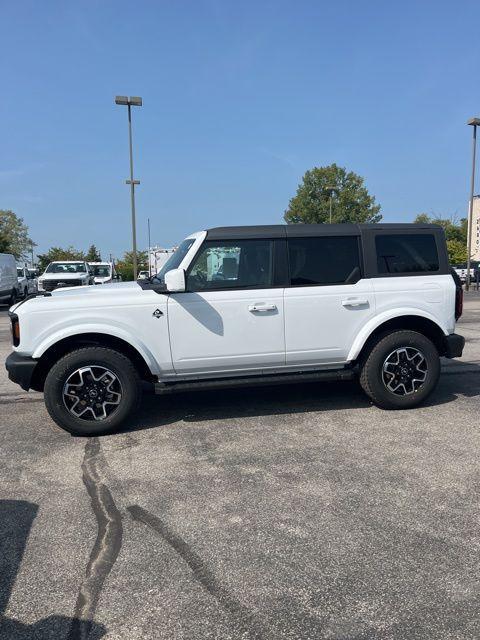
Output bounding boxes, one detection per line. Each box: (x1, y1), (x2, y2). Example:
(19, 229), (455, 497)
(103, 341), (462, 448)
(119, 359), (480, 434)
(0, 499), (106, 640)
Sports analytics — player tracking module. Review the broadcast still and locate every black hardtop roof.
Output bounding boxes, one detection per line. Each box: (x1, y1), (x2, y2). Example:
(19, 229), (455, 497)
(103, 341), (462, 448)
(206, 223), (443, 240)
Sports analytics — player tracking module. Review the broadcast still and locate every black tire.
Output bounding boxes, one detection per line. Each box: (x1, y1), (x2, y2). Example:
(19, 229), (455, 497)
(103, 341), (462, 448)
(9, 288), (18, 306)
(359, 330), (440, 409)
(44, 347), (142, 436)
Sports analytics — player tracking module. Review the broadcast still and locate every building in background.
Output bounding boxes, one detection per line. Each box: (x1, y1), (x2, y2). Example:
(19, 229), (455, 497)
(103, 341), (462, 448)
(472, 195), (480, 261)
(149, 246), (176, 275)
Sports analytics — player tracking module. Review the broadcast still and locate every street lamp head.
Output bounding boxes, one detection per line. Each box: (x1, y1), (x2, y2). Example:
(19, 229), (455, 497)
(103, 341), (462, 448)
(467, 118), (480, 126)
(115, 96), (143, 106)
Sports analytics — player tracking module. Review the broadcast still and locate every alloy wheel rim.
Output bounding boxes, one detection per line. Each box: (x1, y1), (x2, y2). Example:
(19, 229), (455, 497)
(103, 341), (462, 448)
(63, 366), (123, 421)
(382, 347), (428, 396)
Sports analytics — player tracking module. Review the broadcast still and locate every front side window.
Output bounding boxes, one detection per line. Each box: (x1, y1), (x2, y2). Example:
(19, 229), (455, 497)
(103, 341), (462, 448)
(288, 236), (360, 286)
(376, 234), (439, 274)
(153, 238), (195, 283)
(187, 240), (274, 290)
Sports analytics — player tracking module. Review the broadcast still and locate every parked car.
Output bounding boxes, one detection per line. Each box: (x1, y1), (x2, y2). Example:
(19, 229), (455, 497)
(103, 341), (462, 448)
(16, 266), (38, 299)
(6, 223), (464, 436)
(37, 261), (95, 292)
(137, 270), (150, 280)
(452, 263), (477, 284)
(88, 262), (117, 285)
(0, 253), (19, 305)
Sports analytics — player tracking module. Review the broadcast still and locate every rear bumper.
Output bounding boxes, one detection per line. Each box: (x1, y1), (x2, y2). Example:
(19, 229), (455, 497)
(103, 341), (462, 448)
(443, 333), (465, 359)
(5, 352), (38, 391)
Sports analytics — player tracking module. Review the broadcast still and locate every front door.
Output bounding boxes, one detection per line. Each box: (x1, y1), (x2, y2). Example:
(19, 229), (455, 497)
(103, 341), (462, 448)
(284, 234), (375, 365)
(168, 239), (285, 374)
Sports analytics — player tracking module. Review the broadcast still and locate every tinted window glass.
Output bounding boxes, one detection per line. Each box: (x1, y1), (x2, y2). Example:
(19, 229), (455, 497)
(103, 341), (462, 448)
(187, 240), (273, 290)
(288, 236), (360, 286)
(376, 234), (439, 274)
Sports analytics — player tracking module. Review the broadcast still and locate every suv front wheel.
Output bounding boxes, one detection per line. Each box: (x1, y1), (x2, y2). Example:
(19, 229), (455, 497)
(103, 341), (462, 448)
(360, 330), (440, 409)
(44, 346), (142, 435)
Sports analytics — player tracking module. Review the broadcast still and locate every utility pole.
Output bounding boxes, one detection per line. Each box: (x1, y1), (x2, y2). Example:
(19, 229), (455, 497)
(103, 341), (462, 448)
(115, 96), (143, 280)
(466, 118), (480, 291)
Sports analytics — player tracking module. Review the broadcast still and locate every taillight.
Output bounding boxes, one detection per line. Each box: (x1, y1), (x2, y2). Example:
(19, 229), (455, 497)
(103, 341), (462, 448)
(450, 268), (463, 321)
(455, 286), (463, 320)
(10, 314), (20, 346)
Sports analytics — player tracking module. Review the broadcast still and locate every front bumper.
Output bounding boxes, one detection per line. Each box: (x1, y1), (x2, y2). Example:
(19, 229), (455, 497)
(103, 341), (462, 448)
(5, 352), (38, 391)
(443, 333), (465, 359)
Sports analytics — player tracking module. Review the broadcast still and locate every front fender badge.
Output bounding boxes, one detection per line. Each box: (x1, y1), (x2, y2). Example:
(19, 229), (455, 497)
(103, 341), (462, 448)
(152, 309), (163, 318)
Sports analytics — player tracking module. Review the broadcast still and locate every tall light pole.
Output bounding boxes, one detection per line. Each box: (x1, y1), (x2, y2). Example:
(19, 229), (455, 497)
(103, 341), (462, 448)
(466, 117), (480, 291)
(147, 217), (152, 277)
(326, 186), (337, 223)
(115, 95), (142, 280)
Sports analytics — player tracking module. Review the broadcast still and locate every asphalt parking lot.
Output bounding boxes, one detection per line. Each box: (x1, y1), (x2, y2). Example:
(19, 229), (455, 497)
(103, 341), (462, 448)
(1, 296), (480, 640)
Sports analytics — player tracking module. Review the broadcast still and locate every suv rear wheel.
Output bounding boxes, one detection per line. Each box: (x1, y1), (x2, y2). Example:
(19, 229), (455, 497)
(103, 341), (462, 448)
(359, 330), (440, 409)
(44, 347), (142, 435)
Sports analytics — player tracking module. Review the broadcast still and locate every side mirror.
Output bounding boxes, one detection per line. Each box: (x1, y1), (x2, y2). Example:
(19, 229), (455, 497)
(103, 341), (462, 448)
(164, 268), (186, 292)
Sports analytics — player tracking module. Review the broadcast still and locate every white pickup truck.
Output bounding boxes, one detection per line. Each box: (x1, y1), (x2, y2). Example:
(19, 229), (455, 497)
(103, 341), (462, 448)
(452, 264), (477, 284)
(6, 223), (464, 435)
(37, 261), (95, 292)
(16, 266), (37, 299)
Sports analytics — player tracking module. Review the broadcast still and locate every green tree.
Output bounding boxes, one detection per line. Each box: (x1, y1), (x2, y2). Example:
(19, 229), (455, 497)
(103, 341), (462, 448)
(37, 246), (86, 273)
(115, 250), (148, 281)
(0, 209), (34, 259)
(0, 229), (11, 253)
(446, 239), (467, 264)
(284, 164), (382, 225)
(85, 244), (102, 262)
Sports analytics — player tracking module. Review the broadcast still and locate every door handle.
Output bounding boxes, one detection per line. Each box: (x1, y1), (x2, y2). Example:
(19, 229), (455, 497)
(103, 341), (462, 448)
(342, 298), (369, 307)
(248, 303), (277, 312)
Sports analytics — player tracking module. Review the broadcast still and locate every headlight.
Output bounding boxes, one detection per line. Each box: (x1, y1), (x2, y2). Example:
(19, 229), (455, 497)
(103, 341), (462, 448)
(37, 280), (44, 290)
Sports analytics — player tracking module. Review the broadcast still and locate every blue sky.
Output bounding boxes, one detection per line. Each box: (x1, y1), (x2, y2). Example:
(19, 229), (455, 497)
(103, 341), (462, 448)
(1, 0), (479, 260)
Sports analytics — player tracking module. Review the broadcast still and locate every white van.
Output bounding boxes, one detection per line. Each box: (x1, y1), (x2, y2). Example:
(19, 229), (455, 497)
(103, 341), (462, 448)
(0, 254), (19, 305)
(88, 262), (117, 284)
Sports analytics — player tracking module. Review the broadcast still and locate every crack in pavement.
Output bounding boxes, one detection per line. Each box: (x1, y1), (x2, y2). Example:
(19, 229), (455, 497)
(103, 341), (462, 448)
(68, 438), (123, 640)
(127, 505), (272, 640)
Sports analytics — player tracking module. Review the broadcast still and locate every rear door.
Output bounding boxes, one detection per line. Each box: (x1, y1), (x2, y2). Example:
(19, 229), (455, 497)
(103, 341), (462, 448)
(284, 234), (375, 365)
(168, 238), (285, 374)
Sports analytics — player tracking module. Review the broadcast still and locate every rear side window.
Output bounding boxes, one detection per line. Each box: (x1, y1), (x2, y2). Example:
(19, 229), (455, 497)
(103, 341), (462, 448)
(376, 234), (439, 274)
(288, 236), (360, 286)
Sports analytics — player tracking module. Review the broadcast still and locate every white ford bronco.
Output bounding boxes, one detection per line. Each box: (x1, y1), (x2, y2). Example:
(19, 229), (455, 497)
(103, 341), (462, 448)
(6, 223), (464, 436)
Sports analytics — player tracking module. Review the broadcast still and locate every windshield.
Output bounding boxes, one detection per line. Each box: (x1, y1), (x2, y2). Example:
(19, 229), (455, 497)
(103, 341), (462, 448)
(153, 239), (195, 282)
(46, 262), (86, 274)
(92, 265), (111, 277)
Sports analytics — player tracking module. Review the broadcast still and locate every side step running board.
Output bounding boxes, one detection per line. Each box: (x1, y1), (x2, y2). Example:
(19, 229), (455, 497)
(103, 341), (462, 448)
(154, 368), (356, 395)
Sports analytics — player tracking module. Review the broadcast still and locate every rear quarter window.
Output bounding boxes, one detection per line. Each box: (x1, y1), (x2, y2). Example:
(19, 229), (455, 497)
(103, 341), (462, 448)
(375, 234), (439, 274)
